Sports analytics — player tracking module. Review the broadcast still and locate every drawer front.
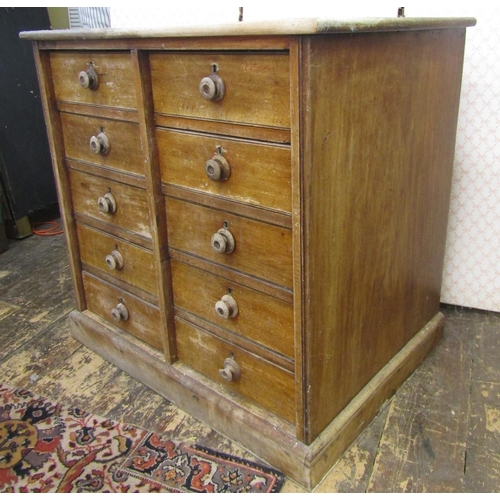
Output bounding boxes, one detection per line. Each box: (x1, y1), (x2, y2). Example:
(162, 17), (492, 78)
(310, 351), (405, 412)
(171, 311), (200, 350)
(171, 260), (294, 359)
(69, 169), (151, 239)
(76, 224), (157, 296)
(158, 129), (292, 213)
(176, 318), (295, 423)
(50, 52), (137, 110)
(166, 197), (293, 289)
(150, 52), (290, 129)
(61, 113), (144, 176)
(83, 272), (163, 351)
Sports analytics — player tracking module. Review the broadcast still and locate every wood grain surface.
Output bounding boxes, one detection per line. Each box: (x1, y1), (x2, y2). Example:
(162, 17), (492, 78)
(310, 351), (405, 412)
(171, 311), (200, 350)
(157, 128), (292, 213)
(76, 223), (157, 296)
(169, 249), (293, 304)
(83, 272), (163, 351)
(175, 317), (296, 423)
(155, 114), (291, 144)
(163, 185), (292, 229)
(50, 51), (137, 109)
(171, 259), (294, 359)
(150, 51), (290, 128)
(69, 168), (151, 239)
(300, 29), (467, 442)
(166, 196), (293, 289)
(61, 113), (144, 176)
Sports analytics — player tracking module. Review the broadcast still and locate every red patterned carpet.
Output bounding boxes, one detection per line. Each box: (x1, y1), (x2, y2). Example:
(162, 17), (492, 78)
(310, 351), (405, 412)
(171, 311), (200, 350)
(0, 383), (284, 493)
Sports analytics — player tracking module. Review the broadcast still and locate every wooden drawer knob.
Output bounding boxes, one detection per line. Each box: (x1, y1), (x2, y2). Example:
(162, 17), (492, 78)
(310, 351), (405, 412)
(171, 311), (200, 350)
(105, 250), (124, 270)
(219, 357), (241, 382)
(89, 132), (110, 155)
(206, 154), (230, 182)
(199, 73), (225, 101)
(111, 302), (129, 322)
(215, 294), (238, 319)
(78, 66), (99, 90)
(211, 227), (235, 254)
(97, 192), (117, 214)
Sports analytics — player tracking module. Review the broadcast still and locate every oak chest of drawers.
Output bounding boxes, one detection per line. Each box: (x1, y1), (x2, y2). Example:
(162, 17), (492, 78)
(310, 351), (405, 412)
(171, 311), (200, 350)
(23, 16), (475, 489)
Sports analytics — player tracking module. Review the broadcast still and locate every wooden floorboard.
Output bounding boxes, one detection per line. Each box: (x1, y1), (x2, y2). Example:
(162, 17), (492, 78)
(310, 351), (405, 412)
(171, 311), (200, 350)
(366, 309), (474, 492)
(314, 404), (390, 493)
(464, 311), (500, 492)
(0, 228), (499, 492)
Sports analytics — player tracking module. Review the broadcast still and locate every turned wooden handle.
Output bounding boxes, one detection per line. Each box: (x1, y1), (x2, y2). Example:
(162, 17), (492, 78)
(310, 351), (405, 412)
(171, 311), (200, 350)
(105, 250), (124, 270)
(97, 192), (117, 214)
(219, 358), (241, 382)
(199, 73), (225, 101)
(89, 132), (110, 155)
(111, 302), (129, 322)
(205, 154), (230, 181)
(211, 228), (235, 254)
(215, 294), (238, 319)
(78, 65), (99, 90)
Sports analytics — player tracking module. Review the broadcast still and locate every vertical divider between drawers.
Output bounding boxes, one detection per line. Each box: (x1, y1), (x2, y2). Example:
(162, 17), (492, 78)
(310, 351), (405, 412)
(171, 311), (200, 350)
(131, 49), (177, 363)
(33, 42), (87, 312)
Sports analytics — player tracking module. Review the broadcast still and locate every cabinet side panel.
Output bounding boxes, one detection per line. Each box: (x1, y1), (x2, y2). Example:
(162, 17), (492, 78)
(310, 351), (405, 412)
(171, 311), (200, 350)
(33, 45), (86, 311)
(302, 29), (466, 442)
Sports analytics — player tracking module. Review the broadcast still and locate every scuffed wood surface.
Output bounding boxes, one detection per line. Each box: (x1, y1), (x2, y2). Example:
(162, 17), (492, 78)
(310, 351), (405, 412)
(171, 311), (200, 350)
(50, 51), (137, 110)
(157, 128), (292, 213)
(367, 313), (472, 492)
(76, 223), (157, 296)
(0, 234), (75, 355)
(61, 113), (144, 177)
(150, 51), (290, 130)
(463, 313), (500, 492)
(171, 259), (295, 359)
(166, 196), (293, 289)
(20, 17), (476, 41)
(1, 229), (499, 492)
(69, 168), (151, 239)
(315, 405), (390, 493)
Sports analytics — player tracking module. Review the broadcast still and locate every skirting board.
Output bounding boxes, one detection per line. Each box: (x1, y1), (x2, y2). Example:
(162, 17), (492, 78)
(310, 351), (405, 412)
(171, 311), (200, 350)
(69, 309), (444, 490)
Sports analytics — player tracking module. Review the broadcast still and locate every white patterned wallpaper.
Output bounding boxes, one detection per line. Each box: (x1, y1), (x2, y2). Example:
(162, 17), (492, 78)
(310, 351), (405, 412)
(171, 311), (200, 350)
(439, 7), (500, 313)
(110, 3), (500, 313)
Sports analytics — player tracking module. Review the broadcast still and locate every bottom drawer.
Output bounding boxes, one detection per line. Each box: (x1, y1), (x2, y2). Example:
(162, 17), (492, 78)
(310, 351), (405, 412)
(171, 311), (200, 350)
(175, 318), (295, 423)
(83, 272), (163, 351)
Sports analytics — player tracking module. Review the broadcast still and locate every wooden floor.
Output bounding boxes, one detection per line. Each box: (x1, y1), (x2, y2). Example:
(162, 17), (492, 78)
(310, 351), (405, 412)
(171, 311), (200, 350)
(1, 227), (499, 493)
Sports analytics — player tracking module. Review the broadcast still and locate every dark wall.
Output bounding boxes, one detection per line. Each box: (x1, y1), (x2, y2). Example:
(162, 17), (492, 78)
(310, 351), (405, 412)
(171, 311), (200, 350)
(0, 7), (57, 220)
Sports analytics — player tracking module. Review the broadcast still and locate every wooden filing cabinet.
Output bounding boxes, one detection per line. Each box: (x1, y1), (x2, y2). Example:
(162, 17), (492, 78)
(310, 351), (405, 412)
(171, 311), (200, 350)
(22, 16), (475, 489)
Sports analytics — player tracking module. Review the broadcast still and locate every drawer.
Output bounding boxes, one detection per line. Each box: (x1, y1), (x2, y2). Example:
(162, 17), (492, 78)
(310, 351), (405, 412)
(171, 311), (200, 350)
(171, 260), (294, 359)
(158, 129), (291, 213)
(166, 197), (293, 289)
(50, 52), (137, 110)
(150, 52), (290, 129)
(175, 318), (295, 423)
(69, 169), (151, 239)
(76, 223), (157, 296)
(61, 113), (143, 176)
(83, 272), (163, 351)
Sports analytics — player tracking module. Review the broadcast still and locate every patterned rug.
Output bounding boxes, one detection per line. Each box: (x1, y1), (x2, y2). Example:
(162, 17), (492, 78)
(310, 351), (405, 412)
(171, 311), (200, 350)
(0, 383), (285, 493)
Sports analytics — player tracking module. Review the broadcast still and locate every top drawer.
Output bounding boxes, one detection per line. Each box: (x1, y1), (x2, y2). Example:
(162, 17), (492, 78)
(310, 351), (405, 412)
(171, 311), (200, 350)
(150, 52), (290, 129)
(50, 52), (137, 110)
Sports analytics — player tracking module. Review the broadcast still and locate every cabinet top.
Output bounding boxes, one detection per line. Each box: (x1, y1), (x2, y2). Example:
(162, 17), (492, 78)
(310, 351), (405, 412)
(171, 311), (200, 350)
(20, 17), (476, 40)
